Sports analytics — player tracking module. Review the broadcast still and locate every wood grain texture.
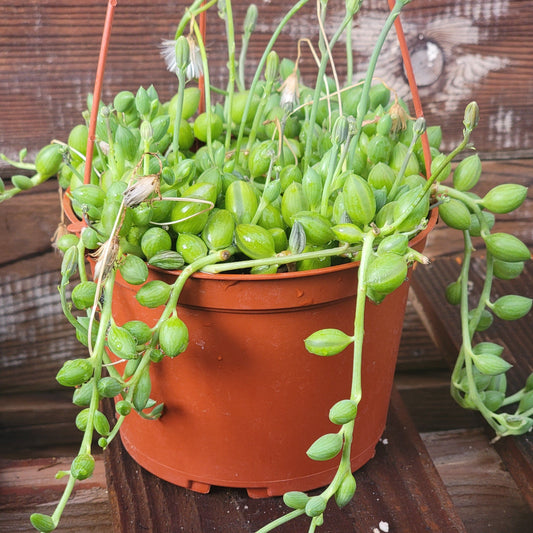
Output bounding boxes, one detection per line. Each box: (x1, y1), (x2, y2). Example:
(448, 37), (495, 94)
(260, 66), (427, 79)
(1, 0), (532, 172)
(410, 256), (533, 512)
(103, 390), (466, 533)
(422, 428), (533, 533)
(0, 455), (111, 533)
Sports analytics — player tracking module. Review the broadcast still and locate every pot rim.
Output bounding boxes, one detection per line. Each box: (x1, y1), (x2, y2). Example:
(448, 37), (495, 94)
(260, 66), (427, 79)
(64, 190), (438, 282)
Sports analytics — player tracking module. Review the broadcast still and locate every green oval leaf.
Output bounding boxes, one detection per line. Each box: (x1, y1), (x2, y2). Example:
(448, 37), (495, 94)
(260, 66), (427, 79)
(304, 328), (353, 356)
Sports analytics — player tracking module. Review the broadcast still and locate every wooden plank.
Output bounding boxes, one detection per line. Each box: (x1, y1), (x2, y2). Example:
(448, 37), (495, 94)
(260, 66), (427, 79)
(0, 180), (88, 394)
(104, 390), (466, 532)
(0, 455), (111, 533)
(1, 0), (532, 168)
(0, 267), (87, 394)
(395, 371), (482, 431)
(396, 295), (449, 372)
(0, 392), (81, 458)
(410, 257), (533, 510)
(422, 428), (533, 533)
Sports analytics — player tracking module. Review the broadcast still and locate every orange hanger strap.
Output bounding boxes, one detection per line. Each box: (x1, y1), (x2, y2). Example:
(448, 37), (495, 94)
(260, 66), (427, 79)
(84, 0), (118, 186)
(387, 0), (432, 178)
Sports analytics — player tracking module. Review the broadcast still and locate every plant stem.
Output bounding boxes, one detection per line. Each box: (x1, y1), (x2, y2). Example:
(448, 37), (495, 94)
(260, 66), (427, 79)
(246, 77), (275, 151)
(0, 153), (36, 171)
(174, 0), (218, 39)
(348, 0), (409, 163)
(255, 509), (306, 533)
(234, 0), (311, 163)
(345, 17), (353, 83)
(319, 145), (340, 217)
(303, 13), (353, 166)
(156, 248), (237, 328)
(222, 0), (237, 151)
(50, 272), (115, 529)
(451, 231), (503, 433)
(192, 20), (215, 163)
(0, 172), (49, 203)
(202, 243), (350, 274)
(387, 127), (422, 201)
(251, 159), (276, 225)
(172, 67), (186, 156)
(50, 474), (77, 527)
(382, 128), (474, 237)
(351, 230), (376, 403)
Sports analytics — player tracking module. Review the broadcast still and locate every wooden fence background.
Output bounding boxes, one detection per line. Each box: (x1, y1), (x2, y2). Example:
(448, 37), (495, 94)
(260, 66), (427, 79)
(1, 0), (532, 167)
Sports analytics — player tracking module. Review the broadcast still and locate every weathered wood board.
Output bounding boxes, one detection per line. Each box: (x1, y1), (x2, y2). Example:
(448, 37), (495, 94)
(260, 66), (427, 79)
(1, 0), (532, 171)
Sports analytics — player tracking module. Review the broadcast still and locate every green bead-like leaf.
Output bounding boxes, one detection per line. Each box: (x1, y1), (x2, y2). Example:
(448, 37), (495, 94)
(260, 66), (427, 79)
(343, 174), (376, 227)
(75, 408), (90, 432)
(329, 399), (358, 425)
(335, 473), (357, 508)
(493, 259), (524, 280)
(291, 211), (335, 245)
(115, 401), (131, 419)
(452, 154), (481, 191)
(56, 359), (93, 387)
(93, 410), (110, 437)
(71, 453), (95, 480)
(491, 295), (532, 321)
(331, 223), (364, 244)
(306, 432), (343, 461)
(72, 380), (93, 407)
(473, 342), (504, 357)
(30, 513), (56, 532)
(71, 281), (98, 310)
(518, 390), (533, 413)
(107, 325), (138, 359)
(484, 233), (531, 263)
(11, 174), (33, 190)
(122, 320), (152, 345)
(119, 254), (149, 285)
(97, 376), (123, 398)
(438, 197), (471, 230)
(305, 495), (327, 517)
(366, 252), (408, 295)
(135, 280), (172, 308)
(445, 280), (462, 305)
(132, 368), (152, 412)
(235, 223), (276, 260)
(376, 233), (409, 255)
(159, 316), (189, 357)
(35, 143), (63, 179)
(481, 184), (528, 214)
(471, 308), (494, 332)
(283, 491), (309, 510)
(473, 353), (512, 376)
(304, 328), (353, 356)
(483, 390), (505, 412)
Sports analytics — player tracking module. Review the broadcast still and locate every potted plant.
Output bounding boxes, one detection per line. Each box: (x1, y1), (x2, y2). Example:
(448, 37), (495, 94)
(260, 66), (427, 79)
(1, 0), (531, 531)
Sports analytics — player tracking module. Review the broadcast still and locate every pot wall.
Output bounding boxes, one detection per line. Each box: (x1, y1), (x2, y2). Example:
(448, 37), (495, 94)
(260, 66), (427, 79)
(112, 212), (435, 497)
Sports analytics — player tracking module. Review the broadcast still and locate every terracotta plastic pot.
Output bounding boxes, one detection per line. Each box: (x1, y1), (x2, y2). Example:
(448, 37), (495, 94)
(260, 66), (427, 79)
(106, 209), (438, 498)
